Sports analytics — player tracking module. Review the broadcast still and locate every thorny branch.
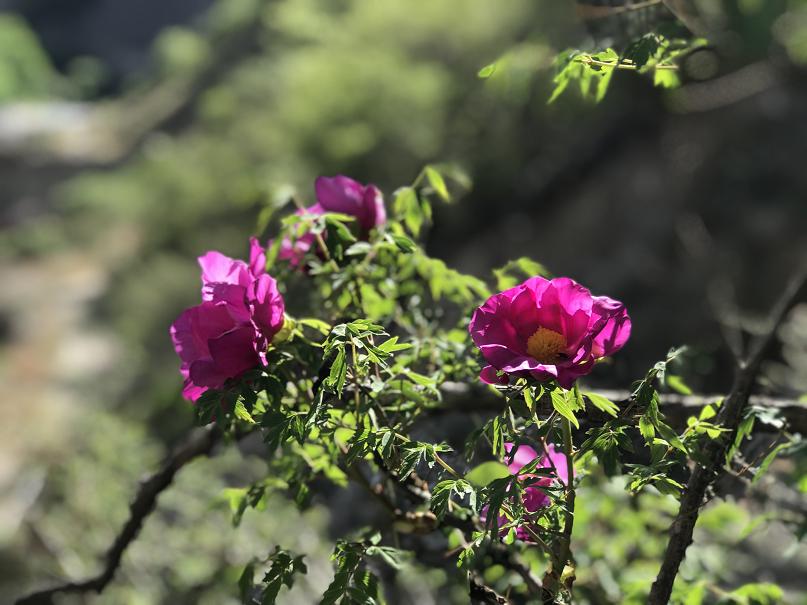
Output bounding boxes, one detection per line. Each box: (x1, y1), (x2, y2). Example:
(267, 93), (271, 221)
(15, 426), (223, 605)
(648, 267), (807, 605)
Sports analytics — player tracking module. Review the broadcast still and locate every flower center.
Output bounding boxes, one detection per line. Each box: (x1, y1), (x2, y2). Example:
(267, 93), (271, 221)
(526, 327), (567, 364)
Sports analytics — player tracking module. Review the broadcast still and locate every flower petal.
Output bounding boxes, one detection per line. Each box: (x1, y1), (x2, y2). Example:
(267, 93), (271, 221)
(591, 296), (632, 358)
(248, 273), (286, 340)
(362, 184), (386, 230)
(315, 175), (368, 223)
(504, 443), (541, 474)
(198, 251), (251, 300)
(479, 365), (508, 385)
(541, 443), (569, 485)
(248, 237), (266, 277)
(207, 326), (260, 380)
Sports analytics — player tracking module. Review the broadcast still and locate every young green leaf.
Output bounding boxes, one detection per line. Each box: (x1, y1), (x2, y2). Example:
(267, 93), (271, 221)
(550, 389), (579, 429)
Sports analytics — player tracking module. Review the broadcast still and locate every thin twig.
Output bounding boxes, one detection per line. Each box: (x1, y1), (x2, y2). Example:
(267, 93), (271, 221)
(576, 0), (664, 19)
(15, 426), (223, 605)
(470, 573), (510, 604)
(648, 267), (807, 605)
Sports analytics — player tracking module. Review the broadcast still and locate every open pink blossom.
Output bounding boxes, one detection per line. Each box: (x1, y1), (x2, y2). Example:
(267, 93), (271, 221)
(276, 175), (386, 266)
(469, 276), (630, 389)
(170, 239), (285, 401)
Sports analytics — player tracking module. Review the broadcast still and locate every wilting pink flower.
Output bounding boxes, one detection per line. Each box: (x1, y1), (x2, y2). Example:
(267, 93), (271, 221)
(276, 175), (386, 266)
(469, 276), (630, 389)
(484, 442), (569, 541)
(170, 239), (285, 401)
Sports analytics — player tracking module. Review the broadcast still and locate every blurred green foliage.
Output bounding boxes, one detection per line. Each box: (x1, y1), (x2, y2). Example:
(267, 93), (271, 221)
(0, 13), (60, 101)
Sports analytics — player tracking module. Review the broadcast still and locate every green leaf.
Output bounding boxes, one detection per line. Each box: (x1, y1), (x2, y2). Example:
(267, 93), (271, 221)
(729, 582), (784, 604)
(478, 62), (497, 78)
(394, 187), (423, 236)
(239, 561), (255, 603)
(376, 336), (412, 354)
(328, 348), (347, 397)
(390, 234), (417, 253)
(550, 389), (579, 429)
(752, 442), (789, 485)
(657, 422), (687, 454)
(654, 68), (680, 89)
(639, 414), (656, 442)
(402, 370), (436, 387)
(259, 548), (307, 605)
(666, 374), (693, 395)
(430, 479), (475, 519)
(345, 241), (373, 256)
(298, 318), (331, 335)
(465, 461), (510, 487)
(585, 391), (619, 417)
(365, 545), (411, 570)
(490, 415), (506, 457)
(425, 165), (450, 201)
(493, 257), (550, 290)
(234, 399), (256, 424)
(320, 544), (362, 605)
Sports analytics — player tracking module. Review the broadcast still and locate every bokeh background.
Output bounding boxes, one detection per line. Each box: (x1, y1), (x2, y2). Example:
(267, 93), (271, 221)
(1, 1), (806, 603)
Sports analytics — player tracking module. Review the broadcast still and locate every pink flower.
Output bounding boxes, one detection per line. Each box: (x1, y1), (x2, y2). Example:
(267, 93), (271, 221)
(484, 442), (569, 541)
(314, 175), (386, 233)
(170, 239), (285, 402)
(276, 175), (386, 266)
(469, 276), (630, 389)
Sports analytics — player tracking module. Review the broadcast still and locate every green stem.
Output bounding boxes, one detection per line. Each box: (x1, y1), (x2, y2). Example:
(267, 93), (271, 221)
(351, 341), (361, 417)
(543, 386), (578, 603)
(558, 410), (576, 568)
(432, 452), (462, 479)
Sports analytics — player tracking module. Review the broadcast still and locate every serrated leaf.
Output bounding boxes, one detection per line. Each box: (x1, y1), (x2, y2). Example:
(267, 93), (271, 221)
(550, 390), (579, 428)
(366, 545), (411, 570)
(639, 414), (656, 442)
(657, 422), (687, 454)
(234, 399), (256, 424)
(585, 391), (619, 417)
(328, 348), (347, 397)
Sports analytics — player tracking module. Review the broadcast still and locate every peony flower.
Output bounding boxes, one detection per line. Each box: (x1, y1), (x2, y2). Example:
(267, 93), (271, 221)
(483, 442), (569, 541)
(314, 175), (386, 233)
(276, 175), (386, 266)
(170, 240), (285, 401)
(469, 276), (630, 389)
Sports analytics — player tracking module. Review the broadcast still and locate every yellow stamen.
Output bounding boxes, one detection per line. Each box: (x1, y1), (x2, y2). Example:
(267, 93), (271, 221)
(526, 327), (567, 364)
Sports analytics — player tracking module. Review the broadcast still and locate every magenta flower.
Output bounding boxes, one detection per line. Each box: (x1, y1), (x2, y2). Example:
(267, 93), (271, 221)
(170, 239), (285, 402)
(469, 276), (630, 389)
(314, 175), (386, 233)
(276, 175), (386, 266)
(483, 442), (569, 541)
